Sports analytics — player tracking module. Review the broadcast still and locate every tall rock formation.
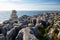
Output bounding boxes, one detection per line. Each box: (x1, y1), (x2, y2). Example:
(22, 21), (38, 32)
(10, 10), (19, 23)
(10, 10), (18, 20)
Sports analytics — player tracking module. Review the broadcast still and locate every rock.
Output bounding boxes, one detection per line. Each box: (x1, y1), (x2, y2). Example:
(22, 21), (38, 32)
(46, 28), (55, 40)
(3, 20), (10, 24)
(2, 24), (13, 36)
(19, 15), (30, 21)
(16, 27), (39, 40)
(58, 31), (60, 40)
(21, 25), (28, 28)
(6, 26), (19, 40)
(13, 23), (28, 28)
(9, 10), (19, 24)
(0, 34), (5, 40)
(31, 18), (36, 25)
(46, 35), (52, 40)
(0, 24), (3, 34)
(35, 23), (42, 27)
(28, 23), (34, 27)
(10, 10), (18, 20)
(37, 18), (48, 26)
(13, 23), (21, 27)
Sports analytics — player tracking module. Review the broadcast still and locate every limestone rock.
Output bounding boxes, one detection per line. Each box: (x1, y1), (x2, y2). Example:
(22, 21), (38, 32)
(10, 10), (18, 20)
(19, 15), (30, 21)
(2, 24), (13, 36)
(6, 26), (19, 40)
(16, 27), (39, 40)
(3, 20), (10, 24)
(28, 23), (34, 27)
(0, 34), (5, 40)
(58, 31), (60, 40)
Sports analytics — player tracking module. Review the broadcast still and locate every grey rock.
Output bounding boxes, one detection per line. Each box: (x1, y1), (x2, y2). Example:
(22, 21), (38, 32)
(28, 23), (34, 27)
(3, 20), (10, 24)
(2, 24), (13, 36)
(31, 18), (36, 25)
(58, 31), (60, 40)
(0, 24), (3, 34)
(16, 27), (39, 40)
(19, 15), (30, 21)
(10, 10), (18, 20)
(0, 34), (5, 40)
(6, 26), (19, 40)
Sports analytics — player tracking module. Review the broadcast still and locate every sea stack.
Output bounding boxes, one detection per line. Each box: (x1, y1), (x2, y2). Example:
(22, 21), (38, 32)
(9, 10), (19, 23)
(10, 10), (18, 20)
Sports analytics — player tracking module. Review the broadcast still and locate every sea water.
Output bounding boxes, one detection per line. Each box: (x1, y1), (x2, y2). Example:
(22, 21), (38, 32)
(0, 11), (52, 23)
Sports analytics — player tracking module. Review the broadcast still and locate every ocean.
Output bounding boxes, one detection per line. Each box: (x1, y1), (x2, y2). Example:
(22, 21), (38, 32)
(0, 11), (53, 23)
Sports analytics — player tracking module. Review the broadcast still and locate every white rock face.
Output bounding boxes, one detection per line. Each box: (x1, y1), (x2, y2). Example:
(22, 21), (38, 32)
(16, 27), (39, 40)
(28, 23), (34, 27)
(47, 28), (55, 40)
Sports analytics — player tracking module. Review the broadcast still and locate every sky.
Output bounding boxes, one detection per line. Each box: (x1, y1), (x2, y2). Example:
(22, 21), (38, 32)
(0, 0), (60, 11)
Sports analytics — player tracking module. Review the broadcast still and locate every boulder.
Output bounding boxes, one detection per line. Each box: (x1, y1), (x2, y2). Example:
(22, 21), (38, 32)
(19, 15), (30, 21)
(0, 34), (5, 40)
(46, 28), (55, 40)
(2, 24), (13, 36)
(58, 31), (60, 40)
(28, 23), (34, 27)
(0, 24), (3, 34)
(10, 10), (18, 20)
(16, 27), (39, 40)
(13, 23), (28, 28)
(3, 20), (10, 24)
(6, 26), (19, 40)
(31, 18), (36, 25)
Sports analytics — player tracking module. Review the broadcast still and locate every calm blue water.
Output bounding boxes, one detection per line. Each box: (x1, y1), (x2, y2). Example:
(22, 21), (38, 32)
(0, 11), (52, 23)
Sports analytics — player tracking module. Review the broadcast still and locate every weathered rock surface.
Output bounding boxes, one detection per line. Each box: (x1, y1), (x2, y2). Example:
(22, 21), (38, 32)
(28, 23), (34, 27)
(16, 27), (39, 40)
(2, 24), (13, 36)
(0, 10), (60, 40)
(0, 34), (5, 40)
(6, 26), (20, 40)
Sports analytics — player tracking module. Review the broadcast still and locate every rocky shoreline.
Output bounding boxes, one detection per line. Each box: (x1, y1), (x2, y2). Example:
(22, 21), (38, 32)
(0, 10), (60, 40)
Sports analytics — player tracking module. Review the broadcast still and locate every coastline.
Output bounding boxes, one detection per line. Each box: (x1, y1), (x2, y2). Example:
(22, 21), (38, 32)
(0, 10), (60, 40)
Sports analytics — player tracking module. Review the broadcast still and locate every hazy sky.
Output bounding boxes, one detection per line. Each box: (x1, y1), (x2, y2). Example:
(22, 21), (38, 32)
(0, 0), (60, 11)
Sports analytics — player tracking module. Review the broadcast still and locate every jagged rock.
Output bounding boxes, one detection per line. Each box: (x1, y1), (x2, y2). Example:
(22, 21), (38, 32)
(28, 23), (34, 27)
(19, 15), (30, 21)
(21, 25), (28, 28)
(46, 35), (52, 40)
(58, 31), (60, 40)
(6, 26), (19, 40)
(3, 20), (10, 24)
(13, 23), (21, 27)
(2, 24), (13, 36)
(9, 10), (19, 24)
(46, 28), (55, 40)
(0, 34), (5, 40)
(0, 10), (60, 40)
(13, 23), (28, 28)
(10, 10), (18, 20)
(16, 27), (39, 40)
(37, 18), (49, 26)
(31, 18), (36, 25)
(0, 24), (3, 34)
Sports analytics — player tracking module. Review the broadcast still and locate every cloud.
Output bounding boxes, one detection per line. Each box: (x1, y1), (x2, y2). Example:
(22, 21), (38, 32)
(11, 0), (22, 1)
(0, 1), (60, 11)
(0, 0), (9, 2)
